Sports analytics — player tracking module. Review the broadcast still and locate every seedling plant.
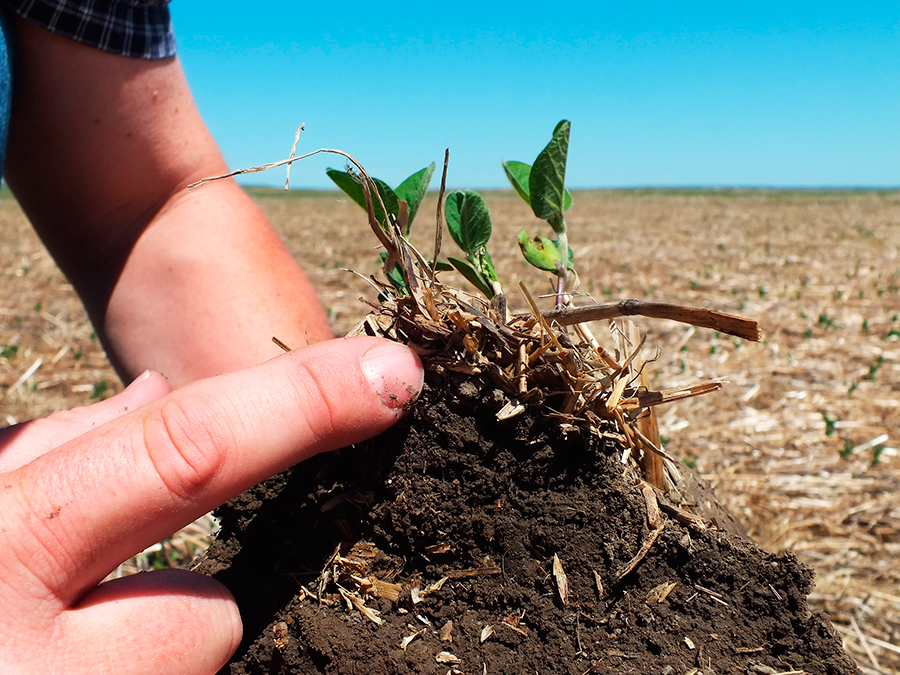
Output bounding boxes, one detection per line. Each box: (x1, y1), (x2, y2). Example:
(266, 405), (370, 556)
(190, 120), (762, 492)
(325, 121), (577, 307)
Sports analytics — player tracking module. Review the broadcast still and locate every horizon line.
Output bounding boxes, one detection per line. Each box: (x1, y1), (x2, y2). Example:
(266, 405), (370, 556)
(241, 184), (900, 193)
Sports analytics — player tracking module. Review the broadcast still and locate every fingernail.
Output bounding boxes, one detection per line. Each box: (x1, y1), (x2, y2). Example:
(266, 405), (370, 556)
(362, 342), (424, 411)
(125, 369), (153, 390)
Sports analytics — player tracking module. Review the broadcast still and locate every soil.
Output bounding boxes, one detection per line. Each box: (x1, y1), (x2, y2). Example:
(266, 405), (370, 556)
(6, 189), (894, 670)
(196, 369), (859, 675)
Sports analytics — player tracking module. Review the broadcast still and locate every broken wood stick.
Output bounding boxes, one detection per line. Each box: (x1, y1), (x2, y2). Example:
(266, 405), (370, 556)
(538, 299), (762, 342)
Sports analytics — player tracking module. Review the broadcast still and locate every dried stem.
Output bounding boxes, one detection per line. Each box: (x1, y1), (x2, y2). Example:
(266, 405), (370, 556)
(432, 149), (450, 274)
(540, 299), (762, 342)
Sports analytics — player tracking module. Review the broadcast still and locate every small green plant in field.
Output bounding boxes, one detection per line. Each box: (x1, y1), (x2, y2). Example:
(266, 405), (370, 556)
(90, 379), (110, 401)
(444, 191), (501, 298)
(817, 313), (838, 331)
(327, 163), (436, 294)
(840, 440), (854, 461)
(324, 120), (577, 304)
(194, 118), (760, 377)
(865, 354), (884, 380)
(502, 120), (574, 307)
(822, 413), (839, 437)
(327, 163), (435, 234)
(0, 344), (18, 359)
(872, 444), (885, 464)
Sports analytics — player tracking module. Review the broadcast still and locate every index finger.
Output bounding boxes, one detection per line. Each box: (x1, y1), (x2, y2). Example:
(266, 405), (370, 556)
(0, 337), (423, 606)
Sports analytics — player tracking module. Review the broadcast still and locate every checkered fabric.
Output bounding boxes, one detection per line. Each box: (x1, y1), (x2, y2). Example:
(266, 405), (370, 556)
(1, 0), (175, 59)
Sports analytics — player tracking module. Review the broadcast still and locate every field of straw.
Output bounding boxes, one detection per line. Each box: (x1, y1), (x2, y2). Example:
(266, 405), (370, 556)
(2, 188), (898, 673)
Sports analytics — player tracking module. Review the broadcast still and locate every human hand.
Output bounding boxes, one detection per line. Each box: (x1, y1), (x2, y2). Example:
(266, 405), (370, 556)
(0, 337), (423, 674)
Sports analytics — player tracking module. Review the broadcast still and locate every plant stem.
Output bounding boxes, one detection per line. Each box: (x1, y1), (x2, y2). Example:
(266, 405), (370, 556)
(554, 227), (569, 308)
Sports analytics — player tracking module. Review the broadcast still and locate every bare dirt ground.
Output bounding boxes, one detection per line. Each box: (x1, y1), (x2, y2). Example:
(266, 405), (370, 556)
(2, 188), (898, 672)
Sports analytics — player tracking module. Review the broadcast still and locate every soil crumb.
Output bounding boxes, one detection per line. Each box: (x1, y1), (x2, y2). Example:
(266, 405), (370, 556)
(196, 371), (859, 675)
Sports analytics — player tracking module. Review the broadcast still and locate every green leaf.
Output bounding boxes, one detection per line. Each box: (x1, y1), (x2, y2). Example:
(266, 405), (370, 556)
(445, 190), (493, 254)
(517, 229), (571, 272)
(371, 179), (401, 228)
(502, 160), (531, 205)
(430, 259), (455, 272)
(379, 252), (409, 296)
(529, 119), (571, 232)
(326, 167), (367, 210)
(326, 168), (400, 228)
(444, 191), (464, 249)
(479, 248), (499, 283)
(394, 163), (435, 234)
(447, 256), (494, 298)
(504, 160), (572, 211)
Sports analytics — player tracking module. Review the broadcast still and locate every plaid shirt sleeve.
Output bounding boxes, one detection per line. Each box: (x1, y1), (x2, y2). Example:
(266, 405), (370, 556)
(3, 0), (175, 59)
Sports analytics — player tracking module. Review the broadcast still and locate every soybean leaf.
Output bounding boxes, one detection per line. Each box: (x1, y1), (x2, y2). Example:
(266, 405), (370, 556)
(326, 168), (399, 228)
(380, 252), (409, 296)
(480, 248), (499, 283)
(505, 159), (572, 212)
(394, 163), (435, 235)
(518, 230), (563, 272)
(502, 160), (532, 205)
(445, 190), (492, 254)
(529, 119), (570, 232)
(326, 168), (366, 209)
(444, 191), (464, 249)
(370, 179), (401, 228)
(430, 259), (455, 272)
(447, 256), (494, 298)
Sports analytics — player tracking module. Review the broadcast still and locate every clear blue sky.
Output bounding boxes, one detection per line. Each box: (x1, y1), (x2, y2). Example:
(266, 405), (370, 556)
(170, 2), (899, 190)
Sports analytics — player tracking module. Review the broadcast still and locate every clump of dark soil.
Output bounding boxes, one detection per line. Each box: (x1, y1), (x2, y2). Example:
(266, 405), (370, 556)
(196, 370), (858, 675)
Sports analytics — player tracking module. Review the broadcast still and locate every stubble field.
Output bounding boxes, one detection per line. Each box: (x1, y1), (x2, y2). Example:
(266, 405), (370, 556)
(2, 188), (898, 672)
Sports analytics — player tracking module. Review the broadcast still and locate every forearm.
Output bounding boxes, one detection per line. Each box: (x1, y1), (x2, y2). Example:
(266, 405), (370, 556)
(4, 17), (331, 387)
(102, 179), (332, 386)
